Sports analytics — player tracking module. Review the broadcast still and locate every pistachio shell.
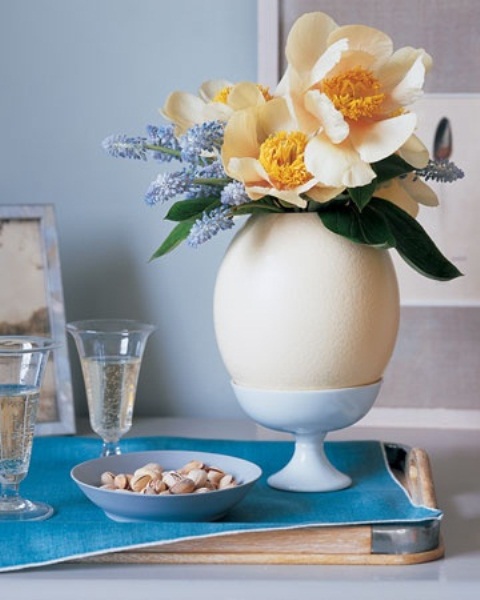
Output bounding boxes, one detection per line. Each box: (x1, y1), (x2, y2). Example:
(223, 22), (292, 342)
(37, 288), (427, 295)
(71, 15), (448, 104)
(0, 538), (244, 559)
(189, 468), (208, 488)
(130, 473), (152, 492)
(218, 474), (236, 488)
(207, 468), (225, 485)
(100, 471), (115, 486)
(170, 477), (196, 495)
(162, 471), (183, 488)
(180, 460), (205, 474)
(113, 473), (129, 489)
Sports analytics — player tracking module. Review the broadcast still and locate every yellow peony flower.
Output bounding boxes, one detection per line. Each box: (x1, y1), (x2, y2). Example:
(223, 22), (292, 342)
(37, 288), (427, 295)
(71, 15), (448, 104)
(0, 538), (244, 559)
(276, 12), (432, 189)
(161, 79), (273, 135)
(221, 97), (344, 208)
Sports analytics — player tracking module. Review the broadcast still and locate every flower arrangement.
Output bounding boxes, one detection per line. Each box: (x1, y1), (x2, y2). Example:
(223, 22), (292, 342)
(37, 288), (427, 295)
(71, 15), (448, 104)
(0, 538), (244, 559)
(103, 11), (463, 281)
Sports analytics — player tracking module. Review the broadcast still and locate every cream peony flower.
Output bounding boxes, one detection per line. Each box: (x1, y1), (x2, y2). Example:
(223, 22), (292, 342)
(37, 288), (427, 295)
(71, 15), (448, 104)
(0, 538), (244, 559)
(373, 134), (436, 217)
(161, 80), (273, 135)
(375, 173), (438, 217)
(276, 12), (432, 189)
(221, 97), (344, 209)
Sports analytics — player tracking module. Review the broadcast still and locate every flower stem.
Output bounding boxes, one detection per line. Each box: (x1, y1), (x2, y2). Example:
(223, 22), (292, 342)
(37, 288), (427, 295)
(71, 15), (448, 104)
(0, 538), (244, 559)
(144, 143), (182, 158)
(193, 177), (231, 187)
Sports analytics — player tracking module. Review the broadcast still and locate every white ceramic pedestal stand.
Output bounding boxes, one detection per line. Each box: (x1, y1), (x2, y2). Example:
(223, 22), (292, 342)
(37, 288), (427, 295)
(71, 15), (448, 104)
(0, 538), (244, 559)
(232, 380), (382, 492)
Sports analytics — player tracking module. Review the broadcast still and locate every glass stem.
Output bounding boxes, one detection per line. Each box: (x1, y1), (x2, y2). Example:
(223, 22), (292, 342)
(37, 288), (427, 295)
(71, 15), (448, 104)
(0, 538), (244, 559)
(1, 481), (19, 498)
(0, 481), (24, 511)
(101, 441), (121, 457)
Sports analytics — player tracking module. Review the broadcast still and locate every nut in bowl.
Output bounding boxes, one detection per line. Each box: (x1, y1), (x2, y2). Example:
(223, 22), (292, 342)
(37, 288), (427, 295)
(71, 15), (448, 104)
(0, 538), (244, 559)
(71, 450), (262, 522)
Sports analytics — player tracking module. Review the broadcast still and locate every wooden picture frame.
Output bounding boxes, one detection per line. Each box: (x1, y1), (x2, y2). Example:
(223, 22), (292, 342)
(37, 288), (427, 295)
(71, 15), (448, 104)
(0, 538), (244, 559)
(257, 1), (480, 429)
(0, 204), (75, 435)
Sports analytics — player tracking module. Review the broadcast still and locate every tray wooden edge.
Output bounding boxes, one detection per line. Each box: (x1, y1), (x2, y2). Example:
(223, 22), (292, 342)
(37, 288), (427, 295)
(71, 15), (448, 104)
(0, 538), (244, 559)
(79, 537), (445, 566)
(76, 444), (443, 566)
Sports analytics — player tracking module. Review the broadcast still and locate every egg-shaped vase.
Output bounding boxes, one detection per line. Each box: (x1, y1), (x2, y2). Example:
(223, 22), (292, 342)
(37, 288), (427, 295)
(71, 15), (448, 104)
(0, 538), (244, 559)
(213, 213), (400, 391)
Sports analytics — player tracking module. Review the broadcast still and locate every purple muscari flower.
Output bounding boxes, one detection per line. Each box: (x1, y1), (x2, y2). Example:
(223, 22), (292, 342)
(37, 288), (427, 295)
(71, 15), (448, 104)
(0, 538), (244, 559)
(144, 170), (192, 206)
(185, 160), (227, 200)
(185, 185), (219, 200)
(102, 134), (147, 160)
(198, 160), (227, 180)
(179, 120), (225, 165)
(146, 124), (181, 162)
(220, 181), (250, 206)
(416, 159), (465, 183)
(187, 206), (234, 248)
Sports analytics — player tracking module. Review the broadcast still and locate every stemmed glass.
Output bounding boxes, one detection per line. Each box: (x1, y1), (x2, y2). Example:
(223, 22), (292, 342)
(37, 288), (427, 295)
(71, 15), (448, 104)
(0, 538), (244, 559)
(67, 319), (155, 457)
(0, 336), (57, 521)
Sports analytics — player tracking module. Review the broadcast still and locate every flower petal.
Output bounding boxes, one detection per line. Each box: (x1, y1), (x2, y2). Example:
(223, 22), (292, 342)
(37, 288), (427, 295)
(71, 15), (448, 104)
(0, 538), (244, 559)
(202, 102), (233, 123)
(306, 184), (345, 203)
(328, 24), (393, 62)
(388, 51), (431, 106)
(379, 48), (432, 95)
(305, 135), (376, 187)
(374, 179), (419, 217)
(226, 156), (265, 183)
(400, 174), (439, 207)
(349, 112), (417, 163)
(375, 174), (438, 217)
(258, 97), (298, 135)
(309, 38), (348, 84)
(222, 108), (259, 167)
(284, 12), (338, 75)
(161, 92), (208, 134)
(269, 188), (308, 208)
(243, 185), (272, 201)
(227, 82), (266, 110)
(304, 90), (349, 144)
(398, 134), (429, 168)
(199, 79), (232, 102)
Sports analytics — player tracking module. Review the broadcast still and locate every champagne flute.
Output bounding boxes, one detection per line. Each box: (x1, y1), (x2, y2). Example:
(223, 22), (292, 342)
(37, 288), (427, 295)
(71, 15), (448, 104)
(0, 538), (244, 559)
(0, 336), (57, 521)
(67, 319), (155, 457)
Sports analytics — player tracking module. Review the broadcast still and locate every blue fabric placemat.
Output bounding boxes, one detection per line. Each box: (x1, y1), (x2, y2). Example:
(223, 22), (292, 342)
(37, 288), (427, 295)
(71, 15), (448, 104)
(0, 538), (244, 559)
(0, 436), (442, 572)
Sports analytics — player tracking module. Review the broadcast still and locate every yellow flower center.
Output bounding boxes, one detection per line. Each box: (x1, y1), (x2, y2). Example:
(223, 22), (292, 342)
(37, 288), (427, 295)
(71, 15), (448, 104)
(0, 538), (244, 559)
(322, 67), (385, 121)
(258, 131), (313, 189)
(213, 84), (273, 104)
(257, 84), (274, 102)
(213, 86), (233, 104)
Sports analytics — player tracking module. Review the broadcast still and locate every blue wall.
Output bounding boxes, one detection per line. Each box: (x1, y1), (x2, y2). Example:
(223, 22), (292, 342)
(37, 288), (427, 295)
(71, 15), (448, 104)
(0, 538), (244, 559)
(0, 0), (258, 419)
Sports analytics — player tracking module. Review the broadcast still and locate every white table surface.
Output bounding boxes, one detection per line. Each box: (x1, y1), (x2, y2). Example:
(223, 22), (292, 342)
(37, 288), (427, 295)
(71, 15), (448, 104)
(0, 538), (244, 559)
(4, 417), (480, 599)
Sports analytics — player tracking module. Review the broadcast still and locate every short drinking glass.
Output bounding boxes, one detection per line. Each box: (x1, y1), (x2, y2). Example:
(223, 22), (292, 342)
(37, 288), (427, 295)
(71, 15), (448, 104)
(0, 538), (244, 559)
(0, 336), (57, 521)
(67, 319), (155, 457)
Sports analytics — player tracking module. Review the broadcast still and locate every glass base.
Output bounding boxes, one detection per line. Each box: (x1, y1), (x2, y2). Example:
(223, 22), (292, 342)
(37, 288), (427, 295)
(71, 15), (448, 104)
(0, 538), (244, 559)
(0, 498), (54, 521)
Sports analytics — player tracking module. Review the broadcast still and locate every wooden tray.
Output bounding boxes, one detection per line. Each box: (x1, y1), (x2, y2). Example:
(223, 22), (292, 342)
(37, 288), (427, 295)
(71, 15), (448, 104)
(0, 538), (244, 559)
(80, 444), (444, 566)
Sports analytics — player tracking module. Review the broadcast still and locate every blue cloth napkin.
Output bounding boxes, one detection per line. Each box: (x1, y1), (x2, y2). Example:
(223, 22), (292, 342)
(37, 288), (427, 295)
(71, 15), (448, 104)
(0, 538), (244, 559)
(0, 436), (441, 572)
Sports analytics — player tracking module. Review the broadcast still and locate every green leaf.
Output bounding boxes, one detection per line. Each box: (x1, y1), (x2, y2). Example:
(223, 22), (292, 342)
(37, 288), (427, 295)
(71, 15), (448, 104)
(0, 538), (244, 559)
(317, 202), (395, 248)
(372, 154), (415, 183)
(165, 198), (220, 222)
(358, 205), (396, 248)
(369, 198), (463, 281)
(232, 201), (284, 216)
(317, 203), (365, 244)
(149, 219), (195, 260)
(348, 180), (377, 211)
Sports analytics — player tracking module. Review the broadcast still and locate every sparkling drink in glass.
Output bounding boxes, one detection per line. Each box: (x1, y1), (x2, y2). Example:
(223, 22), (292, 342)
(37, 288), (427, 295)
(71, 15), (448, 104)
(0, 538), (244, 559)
(0, 336), (57, 521)
(67, 320), (155, 457)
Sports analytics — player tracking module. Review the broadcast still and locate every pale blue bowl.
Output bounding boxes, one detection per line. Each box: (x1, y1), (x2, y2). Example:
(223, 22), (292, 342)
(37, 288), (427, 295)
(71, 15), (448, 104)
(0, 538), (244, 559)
(71, 450), (262, 522)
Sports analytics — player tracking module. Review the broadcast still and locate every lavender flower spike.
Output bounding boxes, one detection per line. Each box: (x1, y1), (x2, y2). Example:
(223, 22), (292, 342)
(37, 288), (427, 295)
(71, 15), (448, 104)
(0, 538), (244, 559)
(145, 171), (190, 206)
(417, 159), (465, 183)
(180, 120), (225, 165)
(187, 206), (234, 248)
(102, 134), (147, 160)
(221, 181), (250, 206)
(146, 124), (181, 163)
